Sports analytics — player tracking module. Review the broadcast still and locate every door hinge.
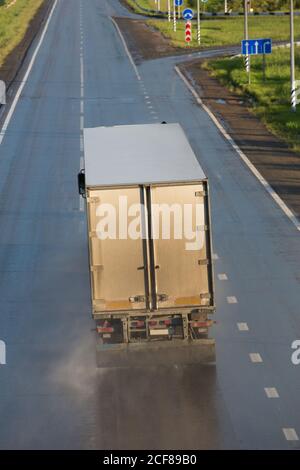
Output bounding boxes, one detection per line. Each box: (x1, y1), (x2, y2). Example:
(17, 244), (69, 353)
(196, 224), (208, 232)
(200, 293), (211, 300)
(129, 295), (146, 303)
(195, 191), (206, 197)
(87, 197), (100, 203)
(157, 293), (169, 302)
(198, 259), (210, 266)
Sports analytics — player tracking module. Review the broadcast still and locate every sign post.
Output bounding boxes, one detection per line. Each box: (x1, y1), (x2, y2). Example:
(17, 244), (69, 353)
(173, 1), (177, 32)
(197, 0), (201, 45)
(290, 0), (297, 111)
(185, 21), (192, 45)
(244, 0), (250, 82)
(168, 0), (171, 22)
(262, 52), (266, 81)
(183, 9), (194, 46)
(175, 0), (183, 20)
(241, 38), (272, 84)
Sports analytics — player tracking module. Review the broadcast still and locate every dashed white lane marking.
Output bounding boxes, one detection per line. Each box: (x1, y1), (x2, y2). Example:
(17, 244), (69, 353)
(0, 0), (58, 146)
(264, 387), (279, 398)
(249, 353), (263, 363)
(175, 66), (300, 233)
(110, 17), (141, 81)
(237, 322), (249, 331)
(283, 428), (299, 441)
(227, 296), (238, 304)
(218, 273), (228, 280)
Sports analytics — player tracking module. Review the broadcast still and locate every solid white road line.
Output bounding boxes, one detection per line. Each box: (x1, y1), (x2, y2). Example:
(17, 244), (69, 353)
(264, 387), (279, 398)
(0, 0), (58, 146)
(110, 17), (141, 81)
(282, 428), (299, 441)
(249, 353), (263, 363)
(227, 296), (238, 304)
(237, 322), (249, 331)
(175, 66), (300, 233)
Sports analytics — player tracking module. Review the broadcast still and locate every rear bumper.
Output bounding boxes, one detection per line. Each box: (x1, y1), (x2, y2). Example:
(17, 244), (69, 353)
(96, 339), (215, 368)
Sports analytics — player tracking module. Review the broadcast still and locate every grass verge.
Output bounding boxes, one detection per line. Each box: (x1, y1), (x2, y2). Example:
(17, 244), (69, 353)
(148, 16), (300, 48)
(0, 0), (44, 67)
(203, 46), (300, 151)
(124, 0), (170, 14)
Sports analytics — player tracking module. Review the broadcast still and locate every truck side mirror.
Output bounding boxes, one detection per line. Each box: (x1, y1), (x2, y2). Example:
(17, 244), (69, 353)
(78, 169), (86, 197)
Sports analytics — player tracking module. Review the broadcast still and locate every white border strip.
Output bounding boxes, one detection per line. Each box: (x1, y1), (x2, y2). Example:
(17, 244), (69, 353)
(110, 17), (141, 81)
(0, 0), (58, 146)
(175, 65), (300, 232)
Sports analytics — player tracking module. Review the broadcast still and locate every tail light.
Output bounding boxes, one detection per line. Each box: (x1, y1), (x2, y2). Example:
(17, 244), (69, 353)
(97, 320), (114, 334)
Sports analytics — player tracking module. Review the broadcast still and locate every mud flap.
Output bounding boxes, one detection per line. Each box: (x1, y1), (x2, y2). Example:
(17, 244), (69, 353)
(96, 339), (215, 368)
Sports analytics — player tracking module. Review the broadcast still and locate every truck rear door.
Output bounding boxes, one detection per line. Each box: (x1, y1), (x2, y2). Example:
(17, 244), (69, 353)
(148, 183), (213, 310)
(87, 187), (147, 312)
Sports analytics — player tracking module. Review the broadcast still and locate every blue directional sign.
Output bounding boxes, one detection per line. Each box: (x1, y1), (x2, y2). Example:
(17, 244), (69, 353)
(241, 38), (272, 55)
(175, 0), (183, 6)
(182, 8), (194, 20)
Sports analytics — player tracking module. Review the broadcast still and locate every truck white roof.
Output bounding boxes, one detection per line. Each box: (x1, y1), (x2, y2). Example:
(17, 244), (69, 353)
(83, 123), (206, 187)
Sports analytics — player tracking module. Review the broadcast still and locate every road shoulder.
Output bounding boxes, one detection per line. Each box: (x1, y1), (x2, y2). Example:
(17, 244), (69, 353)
(178, 59), (300, 219)
(0, 0), (54, 93)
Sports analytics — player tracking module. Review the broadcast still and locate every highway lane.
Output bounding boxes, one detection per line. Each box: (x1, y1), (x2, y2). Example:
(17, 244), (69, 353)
(0, 0), (299, 449)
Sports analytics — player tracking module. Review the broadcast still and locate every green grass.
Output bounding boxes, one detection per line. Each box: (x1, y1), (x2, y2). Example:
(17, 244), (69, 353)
(148, 16), (300, 48)
(0, 0), (44, 67)
(125, 0), (171, 14)
(203, 47), (300, 151)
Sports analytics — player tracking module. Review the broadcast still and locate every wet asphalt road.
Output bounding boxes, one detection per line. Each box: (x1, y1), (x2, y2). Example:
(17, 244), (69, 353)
(0, 0), (300, 449)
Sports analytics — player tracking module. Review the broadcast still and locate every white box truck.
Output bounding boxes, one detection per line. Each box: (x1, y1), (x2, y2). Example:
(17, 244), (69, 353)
(78, 123), (215, 366)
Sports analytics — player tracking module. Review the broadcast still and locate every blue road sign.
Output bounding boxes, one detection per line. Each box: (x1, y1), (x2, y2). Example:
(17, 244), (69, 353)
(241, 38), (272, 55)
(175, 0), (183, 6)
(182, 8), (194, 20)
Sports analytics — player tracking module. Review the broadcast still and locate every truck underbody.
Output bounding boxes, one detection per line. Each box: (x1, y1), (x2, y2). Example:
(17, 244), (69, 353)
(95, 310), (215, 367)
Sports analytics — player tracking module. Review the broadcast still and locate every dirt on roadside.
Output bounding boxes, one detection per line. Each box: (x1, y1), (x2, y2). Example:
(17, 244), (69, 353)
(180, 60), (300, 218)
(114, 17), (187, 62)
(0, 0), (53, 90)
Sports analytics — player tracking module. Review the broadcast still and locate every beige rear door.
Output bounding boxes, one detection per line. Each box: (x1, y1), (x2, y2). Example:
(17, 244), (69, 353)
(87, 187), (147, 312)
(149, 184), (211, 309)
